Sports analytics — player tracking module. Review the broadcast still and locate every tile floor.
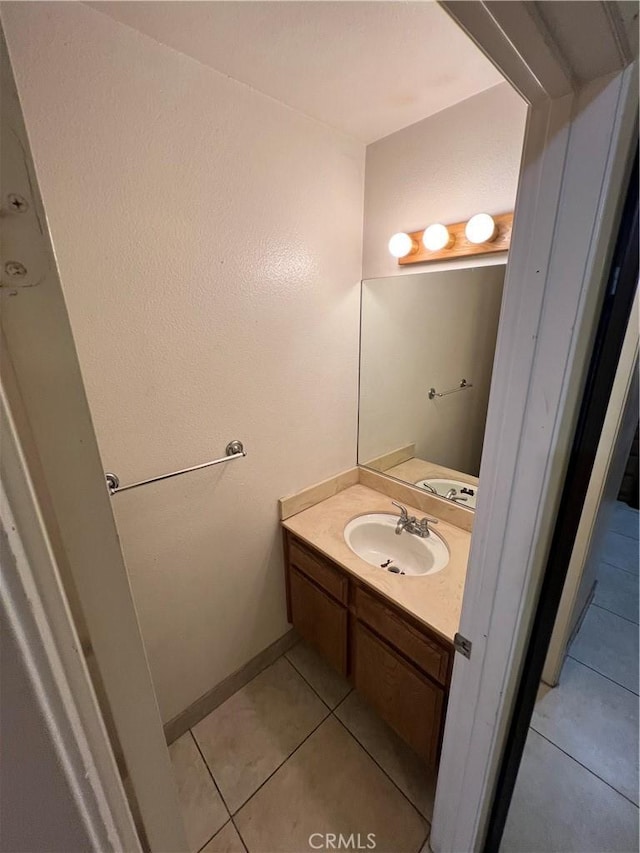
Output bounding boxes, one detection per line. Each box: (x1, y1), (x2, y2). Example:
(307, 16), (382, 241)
(502, 500), (639, 852)
(170, 640), (435, 853)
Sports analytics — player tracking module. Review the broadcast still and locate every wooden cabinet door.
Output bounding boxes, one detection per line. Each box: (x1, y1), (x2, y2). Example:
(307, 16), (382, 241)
(355, 587), (451, 685)
(353, 622), (444, 765)
(289, 567), (348, 675)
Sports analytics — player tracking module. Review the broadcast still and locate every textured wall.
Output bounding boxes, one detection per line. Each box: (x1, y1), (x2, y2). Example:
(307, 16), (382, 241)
(3, 2), (364, 723)
(359, 266), (505, 477)
(362, 83), (527, 280)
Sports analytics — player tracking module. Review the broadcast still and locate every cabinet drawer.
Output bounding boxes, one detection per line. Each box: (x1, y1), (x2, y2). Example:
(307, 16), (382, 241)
(289, 538), (348, 604)
(353, 623), (443, 765)
(289, 567), (348, 675)
(355, 587), (450, 685)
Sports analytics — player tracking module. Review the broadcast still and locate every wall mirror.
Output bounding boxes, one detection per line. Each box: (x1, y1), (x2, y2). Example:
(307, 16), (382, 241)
(358, 264), (506, 510)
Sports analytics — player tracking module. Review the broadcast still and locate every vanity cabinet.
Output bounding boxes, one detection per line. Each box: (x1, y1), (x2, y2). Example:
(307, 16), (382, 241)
(289, 568), (348, 675)
(283, 530), (453, 767)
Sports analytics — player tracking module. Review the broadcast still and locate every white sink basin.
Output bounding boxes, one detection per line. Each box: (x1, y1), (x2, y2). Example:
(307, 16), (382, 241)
(415, 477), (478, 509)
(343, 513), (449, 576)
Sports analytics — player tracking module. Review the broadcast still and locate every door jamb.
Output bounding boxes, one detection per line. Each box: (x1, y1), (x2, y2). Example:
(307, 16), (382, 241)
(1, 385), (142, 852)
(432, 4), (638, 850)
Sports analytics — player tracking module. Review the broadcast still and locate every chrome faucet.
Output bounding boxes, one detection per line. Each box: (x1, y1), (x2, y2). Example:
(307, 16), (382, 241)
(420, 482), (437, 495)
(392, 502), (438, 538)
(445, 488), (468, 504)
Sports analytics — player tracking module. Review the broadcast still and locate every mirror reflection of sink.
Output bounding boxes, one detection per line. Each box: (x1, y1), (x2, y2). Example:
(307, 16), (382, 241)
(415, 478), (478, 509)
(343, 513), (449, 576)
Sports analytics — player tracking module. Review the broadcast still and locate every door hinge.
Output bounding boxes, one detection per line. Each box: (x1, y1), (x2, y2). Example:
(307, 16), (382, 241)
(454, 632), (472, 659)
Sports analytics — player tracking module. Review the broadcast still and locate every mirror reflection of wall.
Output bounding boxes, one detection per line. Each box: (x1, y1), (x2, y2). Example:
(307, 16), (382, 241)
(358, 264), (506, 509)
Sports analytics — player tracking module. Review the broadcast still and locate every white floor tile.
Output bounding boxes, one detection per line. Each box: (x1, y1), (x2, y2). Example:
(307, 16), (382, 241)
(501, 730), (639, 852)
(609, 502), (639, 540)
(200, 820), (246, 853)
(335, 691), (437, 820)
(569, 605), (639, 694)
(234, 717), (428, 853)
(595, 561), (639, 624)
(601, 530), (639, 575)
(192, 657), (328, 813)
(531, 657), (639, 804)
(169, 733), (229, 852)
(285, 641), (351, 709)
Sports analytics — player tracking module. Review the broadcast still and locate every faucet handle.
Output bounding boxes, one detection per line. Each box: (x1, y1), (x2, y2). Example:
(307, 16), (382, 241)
(392, 501), (409, 520)
(419, 515), (439, 525)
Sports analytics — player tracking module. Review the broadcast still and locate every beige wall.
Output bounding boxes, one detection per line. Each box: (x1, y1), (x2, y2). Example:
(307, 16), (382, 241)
(3, 4), (525, 726)
(359, 266), (505, 477)
(3, 2), (364, 723)
(362, 83), (527, 280)
(359, 82), (525, 480)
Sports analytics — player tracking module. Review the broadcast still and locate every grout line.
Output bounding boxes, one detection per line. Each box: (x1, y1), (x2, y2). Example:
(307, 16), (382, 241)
(283, 647), (350, 711)
(566, 654), (639, 697)
(333, 689), (353, 715)
(228, 708), (332, 817)
(528, 728), (640, 809)
(285, 648), (432, 829)
(600, 558), (639, 578)
(591, 601), (639, 626)
(230, 815), (249, 853)
(415, 836), (430, 853)
(189, 649), (332, 825)
(330, 710), (433, 829)
(566, 655), (639, 692)
(607, 529), (640, 542)
(190, 649), (431, 850)
(189, 730), (233, 817)
(196, 818), (249, 853)
(196, 821), (227, 853)
(196, 830), (217, 853)
(284, 651), (432, 838)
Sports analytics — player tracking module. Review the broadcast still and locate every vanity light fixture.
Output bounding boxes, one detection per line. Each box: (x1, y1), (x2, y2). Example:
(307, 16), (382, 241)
(465, 213), (498, 245)
(391, 211), (513, 266)
(388, 232), (417, 259)
(422, 223), (454, 252)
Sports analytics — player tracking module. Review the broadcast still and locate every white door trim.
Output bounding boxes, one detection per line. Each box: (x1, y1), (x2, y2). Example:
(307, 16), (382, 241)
(1, 386), (141, 852)
(1, 33), (188, 851)
(432, 4), (638, 850)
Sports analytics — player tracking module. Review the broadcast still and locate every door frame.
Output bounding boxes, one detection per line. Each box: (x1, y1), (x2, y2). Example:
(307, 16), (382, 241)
(1, 31), (187, 851)
(1, 385), (141, 852)
(484, 158), (639, 848)
(432, 3), (638, 851)
(2, 4), (637, 851)
(542, 280), (639, 689)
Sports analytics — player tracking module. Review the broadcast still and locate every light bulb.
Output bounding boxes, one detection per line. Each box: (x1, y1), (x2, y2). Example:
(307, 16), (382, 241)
(465, 213), (497, 244)
(422, 223), (453, 252)
(388, 232), (415, 259)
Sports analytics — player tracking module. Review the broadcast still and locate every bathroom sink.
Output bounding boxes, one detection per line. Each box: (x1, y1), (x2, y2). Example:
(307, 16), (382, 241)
(343, 513), (449, 576)
(415, 477), (478, 509)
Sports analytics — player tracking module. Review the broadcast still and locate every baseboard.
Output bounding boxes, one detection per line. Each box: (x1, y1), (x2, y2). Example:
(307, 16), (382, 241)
(164, 628), (298, 744)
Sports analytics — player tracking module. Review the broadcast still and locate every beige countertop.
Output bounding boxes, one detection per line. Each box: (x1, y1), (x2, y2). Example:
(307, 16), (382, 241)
(282, 483), (471, 644)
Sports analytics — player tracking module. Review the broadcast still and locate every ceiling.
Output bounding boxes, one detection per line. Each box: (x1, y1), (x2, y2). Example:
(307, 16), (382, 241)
(86, 1), (504, 144)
